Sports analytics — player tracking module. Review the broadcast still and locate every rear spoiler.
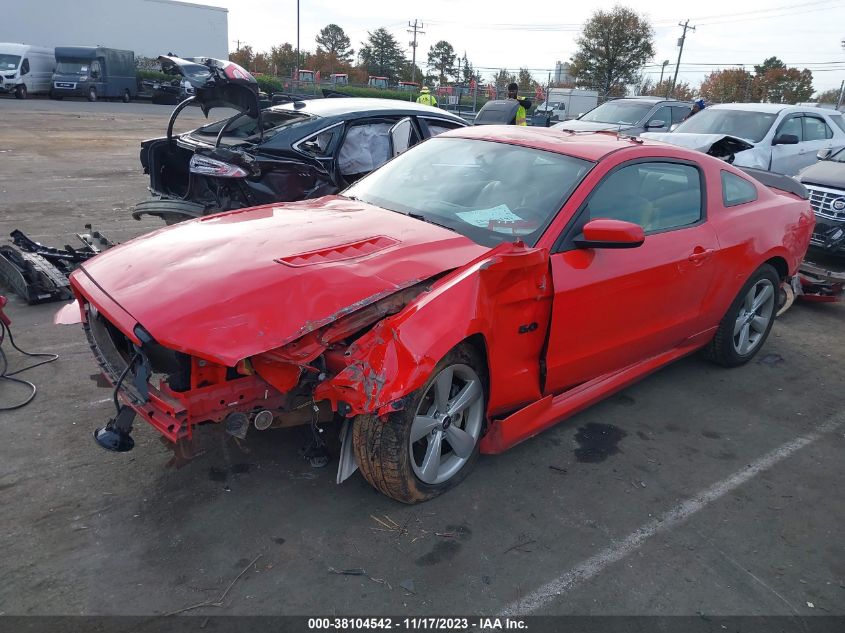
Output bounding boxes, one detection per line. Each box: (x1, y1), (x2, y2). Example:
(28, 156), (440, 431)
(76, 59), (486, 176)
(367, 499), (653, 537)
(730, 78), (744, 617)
(739, 167), (809, 200)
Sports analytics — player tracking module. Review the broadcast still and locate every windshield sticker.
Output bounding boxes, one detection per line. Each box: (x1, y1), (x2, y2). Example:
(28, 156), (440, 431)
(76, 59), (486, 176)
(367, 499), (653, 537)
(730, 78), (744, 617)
(6, 63), (14, 69)
(456, 205), (524, 228)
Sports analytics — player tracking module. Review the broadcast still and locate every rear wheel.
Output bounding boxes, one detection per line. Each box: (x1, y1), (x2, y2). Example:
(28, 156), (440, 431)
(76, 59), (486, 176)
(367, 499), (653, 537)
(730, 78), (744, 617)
(49, 90), (63, 100)
(14, 84), (26, 99)
(122, 89), (131, 103)
(352, 344), (486, 503)
(87, 87), (97, 102)
(702, 264), (779, 367)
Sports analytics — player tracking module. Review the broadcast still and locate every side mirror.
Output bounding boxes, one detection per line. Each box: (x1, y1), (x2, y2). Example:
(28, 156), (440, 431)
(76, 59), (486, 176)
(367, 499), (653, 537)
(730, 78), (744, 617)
(574, 219), (645, 249)
(388, 117), (414, 157)
(669, 123), (679, 132)
(817, 148), (833, 160)
(645, 119), (666, 130)
(773, 133), (799, 146)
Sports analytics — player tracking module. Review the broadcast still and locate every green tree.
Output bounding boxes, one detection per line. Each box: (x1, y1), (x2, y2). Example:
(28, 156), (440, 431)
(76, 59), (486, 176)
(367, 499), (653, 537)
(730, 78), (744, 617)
(492, 68), (516, 88)
(517, 68), (535, 91)
(641, 78), (694, 101)
(229, 45), (254, 70)
(699, 68), (754, 103)
(358, 28), (406, 81)
(427, 40), (456, 85)
(316, 24), (354, 65)
(270, 43), (298, 77)
(570, 5), (655, 95)
(755, 67), (814, 103)
(753, 56), (786, 77)
(815, 87), (843, 104)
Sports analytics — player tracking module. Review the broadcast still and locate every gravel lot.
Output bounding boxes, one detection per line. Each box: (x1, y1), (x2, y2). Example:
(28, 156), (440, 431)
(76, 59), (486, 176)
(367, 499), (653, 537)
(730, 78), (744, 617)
(0, 97), (843, 619)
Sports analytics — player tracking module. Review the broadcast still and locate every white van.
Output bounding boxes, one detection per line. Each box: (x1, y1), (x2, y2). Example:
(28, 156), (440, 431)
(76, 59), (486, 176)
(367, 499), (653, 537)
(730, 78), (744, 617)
(0, 43), (56, 99)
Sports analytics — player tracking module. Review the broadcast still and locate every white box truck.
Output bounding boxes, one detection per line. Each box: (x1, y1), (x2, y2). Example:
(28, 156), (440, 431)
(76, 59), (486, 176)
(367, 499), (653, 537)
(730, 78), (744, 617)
(533, 88), (598, 125)
(0, 43), (56, 98)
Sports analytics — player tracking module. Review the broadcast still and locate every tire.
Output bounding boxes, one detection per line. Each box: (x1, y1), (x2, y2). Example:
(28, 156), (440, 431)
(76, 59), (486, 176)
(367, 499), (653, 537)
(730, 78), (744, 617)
(14, 84), (26, 99)
(87, 87), (97, 102)
(122, 89), (131, 103)
(352, 344), (486, 503)
(49, 91), (63, 100)
(702, 263), (779, 367)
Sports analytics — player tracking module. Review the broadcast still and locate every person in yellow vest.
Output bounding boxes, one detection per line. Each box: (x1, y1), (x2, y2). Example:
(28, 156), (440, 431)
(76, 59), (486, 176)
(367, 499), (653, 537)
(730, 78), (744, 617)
(416, 86), (438, 107)
(507, 82), (532, 126)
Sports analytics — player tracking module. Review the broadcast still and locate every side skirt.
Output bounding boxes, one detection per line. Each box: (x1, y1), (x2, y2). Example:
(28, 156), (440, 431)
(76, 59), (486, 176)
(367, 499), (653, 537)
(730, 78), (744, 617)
(479, 337), (710, 454)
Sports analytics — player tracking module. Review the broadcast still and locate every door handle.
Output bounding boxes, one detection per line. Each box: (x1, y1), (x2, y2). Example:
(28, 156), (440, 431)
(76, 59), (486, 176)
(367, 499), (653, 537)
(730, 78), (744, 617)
(688, 248), (715, 263)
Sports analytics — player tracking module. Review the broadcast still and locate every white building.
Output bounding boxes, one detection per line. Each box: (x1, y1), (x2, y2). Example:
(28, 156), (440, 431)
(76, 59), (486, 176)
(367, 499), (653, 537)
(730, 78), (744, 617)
(1, 0), (228, 60)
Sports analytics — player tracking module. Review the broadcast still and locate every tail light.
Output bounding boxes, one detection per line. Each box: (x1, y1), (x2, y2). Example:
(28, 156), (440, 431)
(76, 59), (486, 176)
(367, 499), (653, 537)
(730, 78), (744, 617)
(189, 154), (248, 178)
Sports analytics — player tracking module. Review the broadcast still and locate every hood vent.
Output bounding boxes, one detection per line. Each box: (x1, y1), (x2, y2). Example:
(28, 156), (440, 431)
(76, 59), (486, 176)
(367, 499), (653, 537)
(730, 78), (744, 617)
(276, 235), (399, 267)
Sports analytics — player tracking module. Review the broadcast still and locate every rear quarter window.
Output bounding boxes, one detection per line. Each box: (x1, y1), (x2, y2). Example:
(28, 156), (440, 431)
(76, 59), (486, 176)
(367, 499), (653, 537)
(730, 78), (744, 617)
(721, 171), (758, 207)
(829, 115), (845, 134)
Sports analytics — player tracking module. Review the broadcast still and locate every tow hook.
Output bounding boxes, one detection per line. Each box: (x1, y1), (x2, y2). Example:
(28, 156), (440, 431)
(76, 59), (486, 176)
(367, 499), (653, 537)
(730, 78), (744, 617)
(93, 405), (136, 452)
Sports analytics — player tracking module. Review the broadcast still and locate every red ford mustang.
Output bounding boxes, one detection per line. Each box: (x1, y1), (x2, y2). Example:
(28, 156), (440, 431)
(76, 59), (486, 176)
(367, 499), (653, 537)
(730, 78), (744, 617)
(59, 126), (814, 503)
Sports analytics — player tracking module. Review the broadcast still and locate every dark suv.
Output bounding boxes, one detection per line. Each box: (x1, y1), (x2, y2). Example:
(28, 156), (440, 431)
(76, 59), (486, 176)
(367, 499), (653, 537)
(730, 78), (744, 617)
(797, 146), (845, 256)
(552, 96), (692, 136)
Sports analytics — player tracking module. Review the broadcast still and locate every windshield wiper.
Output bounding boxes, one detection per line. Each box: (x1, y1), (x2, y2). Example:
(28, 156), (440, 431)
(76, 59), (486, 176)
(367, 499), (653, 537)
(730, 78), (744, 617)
(408, 212), (456, 233)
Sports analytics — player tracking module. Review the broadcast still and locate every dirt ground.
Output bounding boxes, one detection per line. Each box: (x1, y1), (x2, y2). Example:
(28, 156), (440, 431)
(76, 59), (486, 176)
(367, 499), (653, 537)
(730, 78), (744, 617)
(0, 98), (843, 618)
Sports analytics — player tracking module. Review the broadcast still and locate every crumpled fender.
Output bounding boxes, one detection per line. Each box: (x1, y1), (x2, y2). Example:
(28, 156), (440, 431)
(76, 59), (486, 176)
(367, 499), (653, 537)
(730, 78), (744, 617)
(313, 241), (553, 418)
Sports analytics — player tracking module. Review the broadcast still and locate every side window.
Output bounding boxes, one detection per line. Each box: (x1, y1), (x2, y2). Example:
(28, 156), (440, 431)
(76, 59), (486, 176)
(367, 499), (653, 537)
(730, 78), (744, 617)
(777, 115), (802, 141)
(647, 106), (672, 129)
(337, 120), (396, 178)
(586, 162), (702, 232)
(21, 58), (30, 75)
(672, 106), (691, 124)
(721, 171), (758, 207)
(294, 123), (342, 158)
(830, 115), (845, 134)
(422, 118), (463, 137)
(803, 116), (832, 141)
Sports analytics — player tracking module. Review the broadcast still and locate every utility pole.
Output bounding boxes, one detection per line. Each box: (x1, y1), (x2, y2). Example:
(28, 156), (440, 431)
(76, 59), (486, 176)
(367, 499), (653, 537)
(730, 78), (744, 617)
(658, 59), (669, 85)
(233, 39), (242, 52)
(295, 0), (300, 80)
(407, 19), (425, 84)
(669, 20), (695, 98)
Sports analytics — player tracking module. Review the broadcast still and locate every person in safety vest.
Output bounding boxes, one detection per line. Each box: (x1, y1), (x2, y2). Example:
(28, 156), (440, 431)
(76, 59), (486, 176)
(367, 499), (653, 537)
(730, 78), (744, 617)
(416, 86), (438, 107)
(507, 82), (531, 125)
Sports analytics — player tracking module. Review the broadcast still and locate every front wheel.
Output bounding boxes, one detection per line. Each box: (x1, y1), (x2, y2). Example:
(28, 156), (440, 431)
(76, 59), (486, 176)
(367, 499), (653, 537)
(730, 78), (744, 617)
(702, 263), (779, 367)
(87, 87), (97, 102)
(352, 344), (486, 503)
(14, 84), (26, 99)
(122, 89), (130, 103)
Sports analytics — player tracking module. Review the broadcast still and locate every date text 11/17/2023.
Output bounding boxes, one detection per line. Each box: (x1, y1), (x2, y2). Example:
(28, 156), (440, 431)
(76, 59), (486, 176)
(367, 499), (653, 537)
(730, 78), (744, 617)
(307, 617), (528, 630)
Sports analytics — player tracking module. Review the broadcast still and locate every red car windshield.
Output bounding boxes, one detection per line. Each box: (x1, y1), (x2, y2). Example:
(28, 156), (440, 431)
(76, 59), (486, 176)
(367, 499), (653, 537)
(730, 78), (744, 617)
(344, 137), (593, 247)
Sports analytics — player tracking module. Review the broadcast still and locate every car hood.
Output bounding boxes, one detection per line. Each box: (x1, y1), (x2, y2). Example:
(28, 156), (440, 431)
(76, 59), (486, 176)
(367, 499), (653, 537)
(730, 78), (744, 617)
(798, 160), (845, 189)
(158, 55), (259, 117)
(73, 197), (488, 366)
(553, 120), (633, 132)
(641, 132), (756, 155)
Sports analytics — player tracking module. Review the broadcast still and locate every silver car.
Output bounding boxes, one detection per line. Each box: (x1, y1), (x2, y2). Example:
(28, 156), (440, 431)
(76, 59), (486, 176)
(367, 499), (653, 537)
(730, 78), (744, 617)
(643, 103), (845, 176)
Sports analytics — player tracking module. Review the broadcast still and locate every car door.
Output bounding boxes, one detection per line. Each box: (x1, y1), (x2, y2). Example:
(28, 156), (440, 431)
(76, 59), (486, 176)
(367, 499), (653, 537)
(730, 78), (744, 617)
(770, 114), (804, 175)
(797, 115), (835, 171)
(543, 159), (720, 394)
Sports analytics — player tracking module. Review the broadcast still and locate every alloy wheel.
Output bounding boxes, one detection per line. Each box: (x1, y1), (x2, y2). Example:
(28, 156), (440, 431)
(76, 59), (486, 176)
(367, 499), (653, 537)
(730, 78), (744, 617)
(733, 279), (775, 355)
(409, 364), (484, 485)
